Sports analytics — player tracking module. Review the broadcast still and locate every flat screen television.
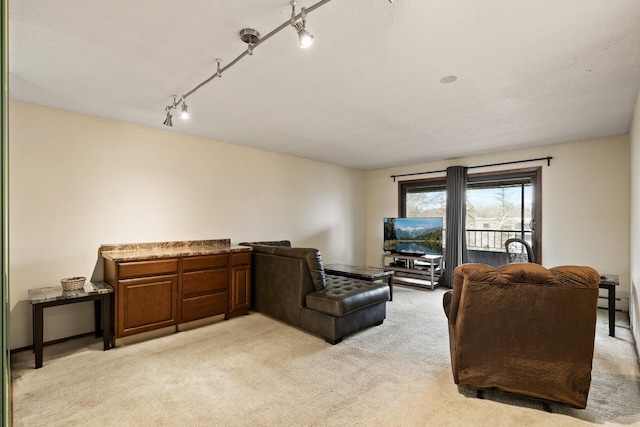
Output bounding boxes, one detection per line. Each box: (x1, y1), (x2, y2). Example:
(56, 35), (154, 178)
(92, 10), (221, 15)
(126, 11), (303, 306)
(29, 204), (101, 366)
(383, 217), (444, 256)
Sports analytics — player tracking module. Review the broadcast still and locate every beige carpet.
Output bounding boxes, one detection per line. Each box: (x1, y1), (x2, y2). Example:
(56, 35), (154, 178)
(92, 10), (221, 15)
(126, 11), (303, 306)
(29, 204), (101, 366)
(11, 286), (640, 426)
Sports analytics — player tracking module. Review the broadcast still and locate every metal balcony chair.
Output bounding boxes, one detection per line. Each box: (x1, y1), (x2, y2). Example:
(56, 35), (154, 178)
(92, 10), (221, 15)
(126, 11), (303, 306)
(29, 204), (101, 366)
(505, 238), (535, 263)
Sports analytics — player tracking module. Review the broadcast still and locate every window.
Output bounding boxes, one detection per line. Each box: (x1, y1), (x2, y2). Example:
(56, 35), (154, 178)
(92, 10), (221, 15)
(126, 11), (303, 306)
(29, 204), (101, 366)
(399, 167), (542, 262)
(401, 178), (446, 218)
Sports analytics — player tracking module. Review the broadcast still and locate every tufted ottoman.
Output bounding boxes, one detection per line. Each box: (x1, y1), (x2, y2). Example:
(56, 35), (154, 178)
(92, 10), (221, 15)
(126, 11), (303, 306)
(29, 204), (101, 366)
(303, 274), (390, 344)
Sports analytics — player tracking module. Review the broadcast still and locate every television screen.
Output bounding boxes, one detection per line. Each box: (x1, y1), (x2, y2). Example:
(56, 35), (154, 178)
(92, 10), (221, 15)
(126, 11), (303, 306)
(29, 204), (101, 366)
(383, 217), (444, 256)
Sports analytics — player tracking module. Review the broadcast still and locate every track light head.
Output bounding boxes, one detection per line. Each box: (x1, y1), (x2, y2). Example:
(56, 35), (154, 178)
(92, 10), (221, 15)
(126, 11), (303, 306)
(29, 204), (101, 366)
(180, 101), (190, 119)
(291, 4), (313, 48)
(294, 22), (314, 48)
(163, 110), (173, 127)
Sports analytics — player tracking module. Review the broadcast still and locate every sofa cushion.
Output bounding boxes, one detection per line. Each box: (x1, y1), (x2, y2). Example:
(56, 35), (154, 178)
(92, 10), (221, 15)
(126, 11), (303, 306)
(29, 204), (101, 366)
(306, 275), (389, 317)
(246, 244), (327, 290)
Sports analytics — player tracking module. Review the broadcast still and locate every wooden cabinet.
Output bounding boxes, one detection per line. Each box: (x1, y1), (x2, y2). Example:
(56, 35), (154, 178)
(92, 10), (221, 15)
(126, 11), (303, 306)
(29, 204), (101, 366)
(229, 252), (251, 318)
(103, 248), (251, 340)
(181, 254), (229, 323)
(104, 259), (179, 338)
(118, 274), (178, 336)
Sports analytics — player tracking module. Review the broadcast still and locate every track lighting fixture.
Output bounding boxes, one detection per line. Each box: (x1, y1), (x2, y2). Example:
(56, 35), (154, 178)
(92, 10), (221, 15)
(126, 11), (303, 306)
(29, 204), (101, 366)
(180, 99), (189, 120)
(296, 26), (314, 48)
(162, 0), (393, 126)
(291, 1), (314, 48)
(163, 107), (173, 127)
(240, 28), (260, 55)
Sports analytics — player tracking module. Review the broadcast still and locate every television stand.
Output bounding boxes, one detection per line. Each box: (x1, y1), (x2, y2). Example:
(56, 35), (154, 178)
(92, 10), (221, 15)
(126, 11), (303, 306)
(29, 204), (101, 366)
(381, 253), (442, 290)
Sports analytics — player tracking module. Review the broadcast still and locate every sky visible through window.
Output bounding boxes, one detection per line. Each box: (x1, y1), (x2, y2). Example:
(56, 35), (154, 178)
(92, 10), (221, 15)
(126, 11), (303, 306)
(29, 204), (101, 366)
(467, 186), (532, 207)
(405, 184), (533, 229)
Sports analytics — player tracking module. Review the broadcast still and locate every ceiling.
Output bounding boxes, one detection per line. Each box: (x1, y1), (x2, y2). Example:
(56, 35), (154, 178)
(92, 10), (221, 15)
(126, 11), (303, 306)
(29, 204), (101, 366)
(8, 0), (640, 170)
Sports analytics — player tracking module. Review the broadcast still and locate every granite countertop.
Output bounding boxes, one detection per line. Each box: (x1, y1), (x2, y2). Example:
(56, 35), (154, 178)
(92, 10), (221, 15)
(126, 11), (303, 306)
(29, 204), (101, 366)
(99, 239), (251, 262)
(29, 281), (114, 304)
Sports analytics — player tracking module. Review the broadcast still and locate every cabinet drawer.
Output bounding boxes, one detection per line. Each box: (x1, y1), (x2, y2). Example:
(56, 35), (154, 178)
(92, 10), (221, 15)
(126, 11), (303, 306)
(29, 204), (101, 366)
(118, 259), (178, 278)
(182, 292), (228, 323)
(182, 269), (228, 297)
(183, 254), (229, 271)
(232, 252), (251, 266)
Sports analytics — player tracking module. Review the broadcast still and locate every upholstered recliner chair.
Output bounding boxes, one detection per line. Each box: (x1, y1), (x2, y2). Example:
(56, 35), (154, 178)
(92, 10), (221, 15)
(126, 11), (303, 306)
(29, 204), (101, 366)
(443, 263), (600, 408)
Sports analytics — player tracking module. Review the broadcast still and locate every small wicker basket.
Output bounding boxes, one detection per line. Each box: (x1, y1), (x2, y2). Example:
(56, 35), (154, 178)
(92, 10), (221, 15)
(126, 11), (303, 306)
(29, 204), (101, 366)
(60, 276), (86, 291)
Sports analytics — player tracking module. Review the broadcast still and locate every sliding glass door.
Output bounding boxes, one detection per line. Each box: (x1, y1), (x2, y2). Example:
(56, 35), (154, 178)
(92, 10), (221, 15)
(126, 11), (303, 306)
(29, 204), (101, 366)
(466, 168), (541, 262)
(467, 178), (534, 251)
(399, 167), (542, 264)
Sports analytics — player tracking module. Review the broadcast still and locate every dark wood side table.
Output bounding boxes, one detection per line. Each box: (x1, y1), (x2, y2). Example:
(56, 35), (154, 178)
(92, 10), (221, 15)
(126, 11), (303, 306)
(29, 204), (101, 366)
(598, 274), (619, 337)
(324, 263), (395, 301)
(28, 281), (114, 368)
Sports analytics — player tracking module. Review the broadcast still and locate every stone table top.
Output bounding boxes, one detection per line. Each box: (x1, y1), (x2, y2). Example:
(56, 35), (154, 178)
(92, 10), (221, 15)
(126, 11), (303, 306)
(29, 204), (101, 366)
(599, 274), (619, 285)
(28, 281), (114, 304)
(324, 263), (393, 280)
(99, 239), (252, 262)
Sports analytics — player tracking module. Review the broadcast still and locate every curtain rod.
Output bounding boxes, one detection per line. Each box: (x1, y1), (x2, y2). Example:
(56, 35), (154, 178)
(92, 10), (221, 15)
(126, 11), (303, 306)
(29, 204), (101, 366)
(390, 156), (553, 182)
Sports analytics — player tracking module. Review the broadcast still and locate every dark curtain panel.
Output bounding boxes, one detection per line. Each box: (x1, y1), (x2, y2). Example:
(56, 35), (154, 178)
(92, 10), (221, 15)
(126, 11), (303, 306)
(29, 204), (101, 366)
(443, 166), (468, 288)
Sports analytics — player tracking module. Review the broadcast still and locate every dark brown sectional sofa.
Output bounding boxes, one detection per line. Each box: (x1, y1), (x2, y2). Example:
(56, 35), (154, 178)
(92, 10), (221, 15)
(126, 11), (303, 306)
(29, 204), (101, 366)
(241, 241), (389, 344)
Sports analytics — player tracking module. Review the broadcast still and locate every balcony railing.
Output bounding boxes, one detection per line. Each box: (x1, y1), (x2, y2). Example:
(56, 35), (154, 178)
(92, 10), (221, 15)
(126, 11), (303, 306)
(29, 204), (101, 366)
(465, 229), (532, 252)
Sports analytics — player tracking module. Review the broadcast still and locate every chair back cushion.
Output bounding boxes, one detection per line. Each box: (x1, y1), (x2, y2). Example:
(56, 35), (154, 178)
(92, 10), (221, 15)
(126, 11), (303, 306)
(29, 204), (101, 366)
(444, 262), (599, 408)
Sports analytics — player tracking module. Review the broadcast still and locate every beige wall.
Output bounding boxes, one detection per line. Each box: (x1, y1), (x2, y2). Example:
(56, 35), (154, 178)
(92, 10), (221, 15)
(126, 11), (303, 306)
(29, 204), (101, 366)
(366, 135), (631, 300)
(630, 85), (640, 357)
(8, 101), (367, 349)
(10, 100), (637, 355)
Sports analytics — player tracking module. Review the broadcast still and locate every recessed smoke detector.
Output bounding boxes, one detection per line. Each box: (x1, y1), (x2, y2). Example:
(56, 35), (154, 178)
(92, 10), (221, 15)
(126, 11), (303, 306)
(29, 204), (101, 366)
(440, 75), (458, 84)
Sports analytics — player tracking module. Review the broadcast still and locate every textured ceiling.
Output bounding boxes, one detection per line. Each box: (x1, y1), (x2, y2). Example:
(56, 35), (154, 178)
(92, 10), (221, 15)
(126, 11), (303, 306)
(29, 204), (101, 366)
(9, 0), (640, 170)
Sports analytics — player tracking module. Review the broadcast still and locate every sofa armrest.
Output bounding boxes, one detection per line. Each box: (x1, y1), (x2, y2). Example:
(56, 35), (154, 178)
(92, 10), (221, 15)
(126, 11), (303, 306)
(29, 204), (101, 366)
(442, 290), (453, 318)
